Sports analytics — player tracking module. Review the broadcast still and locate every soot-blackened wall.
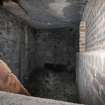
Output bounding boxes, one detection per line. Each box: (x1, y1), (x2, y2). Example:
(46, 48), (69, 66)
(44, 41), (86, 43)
(27, 27), (79, 102)
(28, 28), (78, 72)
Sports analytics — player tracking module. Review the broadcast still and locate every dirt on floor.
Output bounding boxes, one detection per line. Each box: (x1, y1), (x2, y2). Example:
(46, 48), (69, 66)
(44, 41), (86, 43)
(26, 67), (79, 103)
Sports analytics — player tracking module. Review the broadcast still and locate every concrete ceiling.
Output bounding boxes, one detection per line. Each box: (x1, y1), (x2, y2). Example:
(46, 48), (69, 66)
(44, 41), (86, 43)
(5, 0), (87, 29)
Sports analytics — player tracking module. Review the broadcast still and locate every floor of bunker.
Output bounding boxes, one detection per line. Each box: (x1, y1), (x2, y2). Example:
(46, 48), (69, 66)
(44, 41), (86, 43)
(26, 68), (79, 103)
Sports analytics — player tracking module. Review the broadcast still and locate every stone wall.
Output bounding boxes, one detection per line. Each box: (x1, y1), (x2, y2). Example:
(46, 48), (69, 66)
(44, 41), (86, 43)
(0, 7), (34, 83)
(77, 0), (105, 105)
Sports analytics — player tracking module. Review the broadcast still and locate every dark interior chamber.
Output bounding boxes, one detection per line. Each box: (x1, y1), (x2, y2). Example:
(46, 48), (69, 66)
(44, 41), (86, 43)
(24, 28), (79, 103)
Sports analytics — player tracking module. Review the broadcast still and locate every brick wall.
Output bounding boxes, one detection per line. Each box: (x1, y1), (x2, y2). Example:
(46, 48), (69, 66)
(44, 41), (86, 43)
(82, 0), (105, 51)
(77, 0), (105, 105)
(77, 51), (105, 105)
(79, 21), (86, 52)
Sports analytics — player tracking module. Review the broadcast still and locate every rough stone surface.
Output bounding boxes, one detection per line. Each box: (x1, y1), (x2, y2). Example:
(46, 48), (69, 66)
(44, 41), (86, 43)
(0, 91), (84, 105)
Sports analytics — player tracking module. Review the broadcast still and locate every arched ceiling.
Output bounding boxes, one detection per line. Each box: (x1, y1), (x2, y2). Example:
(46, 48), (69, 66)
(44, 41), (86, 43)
(5, 0), (88, 29)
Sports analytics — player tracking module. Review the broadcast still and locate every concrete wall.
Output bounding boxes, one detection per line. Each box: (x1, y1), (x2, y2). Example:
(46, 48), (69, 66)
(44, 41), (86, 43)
(15, 12), (79, 101)
(28, 28), (78, 72)
(0, 7), (34, 83)
(77, 0), (105, 105)
(26, 28), (79, 102)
